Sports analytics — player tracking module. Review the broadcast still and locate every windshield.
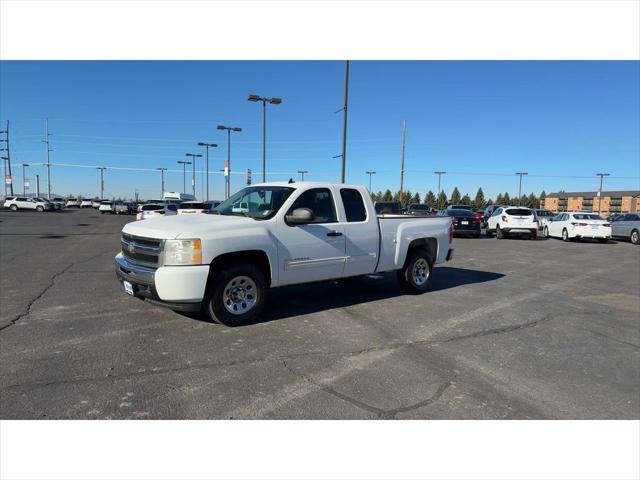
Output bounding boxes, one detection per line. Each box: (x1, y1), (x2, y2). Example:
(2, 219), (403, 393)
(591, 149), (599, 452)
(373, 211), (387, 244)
(213, 186), (295, 219)
(573, 214), (604, 220)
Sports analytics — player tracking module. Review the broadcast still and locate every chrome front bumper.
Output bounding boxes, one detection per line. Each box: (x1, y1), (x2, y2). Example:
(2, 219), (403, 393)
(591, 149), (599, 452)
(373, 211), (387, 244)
(115, 253), (156, 286)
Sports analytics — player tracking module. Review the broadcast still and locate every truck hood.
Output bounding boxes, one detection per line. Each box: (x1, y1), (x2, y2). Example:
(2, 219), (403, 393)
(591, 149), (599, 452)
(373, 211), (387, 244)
(122, 214), (256, 239)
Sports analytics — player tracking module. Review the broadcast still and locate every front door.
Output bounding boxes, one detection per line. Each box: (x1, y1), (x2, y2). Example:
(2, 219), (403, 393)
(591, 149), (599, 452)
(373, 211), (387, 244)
(276, 188), (346, 286)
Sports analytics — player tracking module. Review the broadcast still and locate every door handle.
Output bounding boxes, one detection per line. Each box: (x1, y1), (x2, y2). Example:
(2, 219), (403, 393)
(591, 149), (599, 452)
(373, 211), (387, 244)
(326, 231), (343, 237)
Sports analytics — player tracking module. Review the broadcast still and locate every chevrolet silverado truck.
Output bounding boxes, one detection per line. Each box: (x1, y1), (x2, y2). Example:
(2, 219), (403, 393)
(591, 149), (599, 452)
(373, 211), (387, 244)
(115, 182), (454, 326)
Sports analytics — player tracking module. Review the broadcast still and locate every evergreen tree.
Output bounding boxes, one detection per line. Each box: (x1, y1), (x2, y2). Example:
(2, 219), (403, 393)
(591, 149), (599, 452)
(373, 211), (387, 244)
(461, 193), (471, 206)
(370, 191), (378, 201)
(425, 190), (437, 208)
(376, 190), (383, 201)
(486, 198), (494, 206)
(473, 187), (486, 209)
(520, 195), (528, 207)
(539, 190), (546, 210)
(382, 189), (393, 201)
(495, 193), (504, 204)
(527, 192), (537, 208)
(393, 191), (400, 202)
(402, 190), (412, 208)
(503, 192), (511, 204)
(412, 192), (421, 204)
(450, 187), (461, 205)
(437, 191), (448, 210)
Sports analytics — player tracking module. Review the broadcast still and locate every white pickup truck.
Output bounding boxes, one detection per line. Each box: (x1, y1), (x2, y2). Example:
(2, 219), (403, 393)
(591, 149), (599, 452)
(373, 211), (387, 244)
(115, 182), (454, 326)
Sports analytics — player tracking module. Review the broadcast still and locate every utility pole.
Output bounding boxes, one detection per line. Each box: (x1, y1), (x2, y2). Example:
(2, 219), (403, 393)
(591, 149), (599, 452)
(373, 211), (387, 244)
(43, 119), (52, 199)
(515, 172), (528, 205)
(435, 171), (446, 210)
(36, 174), (40, 197)
(217, 125), (242, 199)
(185, 153), (202, 198)
(197, 142), (218, 201)
(596, 173), (610, 214)
(297, 170), (308, 181)
(365, 171), (376, 192)
(1, 120), (14, 196)
(178, 160), (191, 194)
(96, 167), (106, 200)
(22, 163), (29, 195)
(157, 167), (167, 198)
(340, 60), (349, 183)
(400, 120), (407, 200)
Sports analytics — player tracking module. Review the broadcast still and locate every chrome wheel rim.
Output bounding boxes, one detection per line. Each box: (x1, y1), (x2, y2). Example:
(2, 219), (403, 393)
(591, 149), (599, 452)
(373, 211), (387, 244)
(632, 231), (638, 244)
(563, 230), (568, 241)
(223, 276), (258, 315)
(544, 227), (548, 237)
(412, 258), (429, 286)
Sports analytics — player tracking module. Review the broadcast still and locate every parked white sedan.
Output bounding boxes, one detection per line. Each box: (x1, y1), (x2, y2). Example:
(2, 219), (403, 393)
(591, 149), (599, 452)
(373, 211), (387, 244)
(544, 212), (612, 242)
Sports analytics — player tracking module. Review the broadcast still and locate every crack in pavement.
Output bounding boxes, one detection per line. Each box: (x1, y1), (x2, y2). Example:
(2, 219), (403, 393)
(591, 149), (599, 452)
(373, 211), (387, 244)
(579, 327), (640, 349)
(0, 252), (106, 333)
(282, 359), (452, 419)
(1, 315), (552, 390)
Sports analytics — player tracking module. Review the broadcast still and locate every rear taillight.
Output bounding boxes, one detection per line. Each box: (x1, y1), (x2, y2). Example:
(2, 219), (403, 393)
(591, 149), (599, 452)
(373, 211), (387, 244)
(501, 215), (507, 222)
(452, 218), (459, 224)
(603, 223), (611, 227)
(449, 223), (454, 242)
(571, 222), (588, 226)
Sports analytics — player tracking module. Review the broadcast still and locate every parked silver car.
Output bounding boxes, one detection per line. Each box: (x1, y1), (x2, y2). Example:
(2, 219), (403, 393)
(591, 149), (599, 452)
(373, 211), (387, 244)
(611, 213), (639, 245)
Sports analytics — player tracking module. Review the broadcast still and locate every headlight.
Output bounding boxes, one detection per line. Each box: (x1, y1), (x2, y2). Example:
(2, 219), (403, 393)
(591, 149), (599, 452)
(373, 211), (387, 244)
(163, 239), (202, 265)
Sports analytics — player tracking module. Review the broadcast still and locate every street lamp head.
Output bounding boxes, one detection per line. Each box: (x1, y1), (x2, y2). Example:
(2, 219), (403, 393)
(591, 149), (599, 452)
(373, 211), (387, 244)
(217, 125), (227, 130)
(269, 97), (282, 105)
(248, 95), (261, 102)
(232, 127), (242, 132)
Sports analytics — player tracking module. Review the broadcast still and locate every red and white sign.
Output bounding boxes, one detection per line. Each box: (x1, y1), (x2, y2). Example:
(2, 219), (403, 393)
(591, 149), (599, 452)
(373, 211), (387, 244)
(24, 179), (30, 188)
(4, 175), (11, 185)
(224, 160), (230, 177)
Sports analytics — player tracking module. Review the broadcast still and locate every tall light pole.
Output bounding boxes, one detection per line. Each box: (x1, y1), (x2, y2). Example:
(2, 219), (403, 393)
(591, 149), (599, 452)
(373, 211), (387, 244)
(400, 121), (407, 196)
(365, 171), (376, 192)
(217, 125), (242, 199)
(248, 95), (282, 183)
(36, 174), (40, 197)
(435, 171), (446, 210)
(42, 119), (52, 199)
(1, 120), (13, 196)
(96, 167), (106, 200)
(596, 173), (610, 214)
(515, 172), (528, 205)
(297, 170), (309, 181)
(177, 160), (191, 194)
(22, 163), (29, 195)
(157, 167), (167, 198)
(197, 142), (218, 201)
(185, 153), (202, 198)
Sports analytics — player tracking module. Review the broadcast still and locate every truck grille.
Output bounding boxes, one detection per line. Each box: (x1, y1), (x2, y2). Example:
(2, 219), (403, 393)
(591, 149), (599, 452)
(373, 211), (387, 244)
(121, 233), (162, 268)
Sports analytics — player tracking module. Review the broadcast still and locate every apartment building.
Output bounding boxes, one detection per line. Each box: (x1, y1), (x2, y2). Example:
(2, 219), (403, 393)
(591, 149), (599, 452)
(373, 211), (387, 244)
(543, 190), (640, 214)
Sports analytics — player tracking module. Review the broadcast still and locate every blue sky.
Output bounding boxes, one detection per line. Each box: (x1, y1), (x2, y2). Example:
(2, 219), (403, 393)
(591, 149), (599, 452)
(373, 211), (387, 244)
(1, 61), (638, 200)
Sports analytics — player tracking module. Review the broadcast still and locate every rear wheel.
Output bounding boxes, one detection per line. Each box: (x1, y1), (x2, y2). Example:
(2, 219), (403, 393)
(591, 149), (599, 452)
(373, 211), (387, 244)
(485, 227), (493, 237)
(631, 230), (639, 245)
(204, 263), (267, 326)
(597, 238), (608, 244)
(530, 230), (537, 240)
(543, 226), (549, 238)
(562, 228), (570, 242)
(397, 248), (433, 294)
(496, 225), (504, 239)
(9, 204), (17, 211)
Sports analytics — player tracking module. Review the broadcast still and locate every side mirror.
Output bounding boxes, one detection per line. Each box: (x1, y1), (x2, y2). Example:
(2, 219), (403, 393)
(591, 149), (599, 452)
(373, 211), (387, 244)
(286, 208), (315, 225)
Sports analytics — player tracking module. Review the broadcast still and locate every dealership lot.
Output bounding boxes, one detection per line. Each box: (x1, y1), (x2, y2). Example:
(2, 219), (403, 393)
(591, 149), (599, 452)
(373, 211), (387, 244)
(0, 208), (638, 419)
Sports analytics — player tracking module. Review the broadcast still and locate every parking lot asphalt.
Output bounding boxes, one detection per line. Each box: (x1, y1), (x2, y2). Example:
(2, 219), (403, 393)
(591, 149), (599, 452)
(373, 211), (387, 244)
(0, 208), (638, 419)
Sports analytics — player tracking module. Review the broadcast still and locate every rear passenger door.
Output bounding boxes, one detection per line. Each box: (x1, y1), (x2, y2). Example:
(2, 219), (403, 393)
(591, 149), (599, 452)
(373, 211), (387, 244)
(340, 188), (379, 277)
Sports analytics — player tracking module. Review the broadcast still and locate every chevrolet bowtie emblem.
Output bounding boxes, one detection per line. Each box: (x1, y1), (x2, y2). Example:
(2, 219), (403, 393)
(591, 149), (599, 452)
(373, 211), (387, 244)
(127, 244), (135, 253)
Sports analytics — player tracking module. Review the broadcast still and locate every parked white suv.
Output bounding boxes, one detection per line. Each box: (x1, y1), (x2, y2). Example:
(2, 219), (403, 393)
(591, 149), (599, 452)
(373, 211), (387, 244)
(486, 206), (538, 239)
(80, 199), (94, 208)
(65, 198), (80, 208)
(544, 212), (612, 243)
(4, 196), (53, 212)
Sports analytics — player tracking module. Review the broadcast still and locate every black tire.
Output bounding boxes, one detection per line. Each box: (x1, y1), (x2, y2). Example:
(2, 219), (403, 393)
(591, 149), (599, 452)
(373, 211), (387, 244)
(9, 204), (17, 211)
(397, 248), (434, 294)
(204, 263), (267, 326)
(530, 230), (537, 240)
(474, 231), (481, 238)
(631, 230), (639, 245)
(485, 227), (493, 237)
(36, 206), (44, 212)
(597, 238), (608, 244)
(543, 226), (549, 238)
(562, 228), (570, 242)
(496, 225), (504, 239)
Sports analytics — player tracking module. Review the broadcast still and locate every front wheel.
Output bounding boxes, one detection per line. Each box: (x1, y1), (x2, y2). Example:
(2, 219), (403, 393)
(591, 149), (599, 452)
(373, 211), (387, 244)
(397, 249), (434, 294)
(36, 206), (44, 212)
(204, 264), (267, 326)
(543, 226), (549, 238)
(9, 204), (17, 211)
(631, 230), (639, 245)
